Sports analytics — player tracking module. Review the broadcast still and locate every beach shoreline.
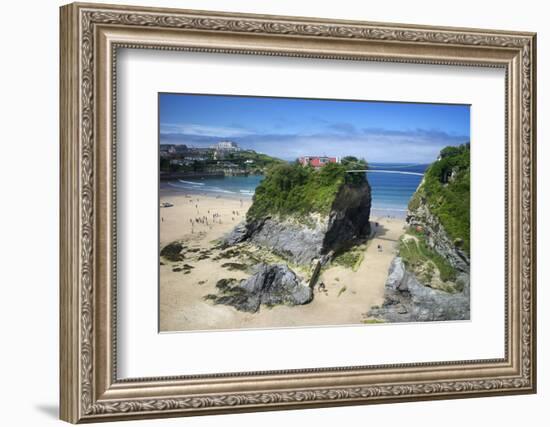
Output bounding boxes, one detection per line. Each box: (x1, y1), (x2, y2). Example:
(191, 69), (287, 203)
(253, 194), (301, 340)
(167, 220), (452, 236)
(159, 190), (251, 247)
(161, 172), (417, 220)
(162, 186), (408, 219)
(159, 191), (407, 332)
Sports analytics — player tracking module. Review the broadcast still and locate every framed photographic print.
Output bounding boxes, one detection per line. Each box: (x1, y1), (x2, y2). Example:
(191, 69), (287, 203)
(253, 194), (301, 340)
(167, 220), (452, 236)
(158, 94), (471, 332)
(60, 2), (537, 423)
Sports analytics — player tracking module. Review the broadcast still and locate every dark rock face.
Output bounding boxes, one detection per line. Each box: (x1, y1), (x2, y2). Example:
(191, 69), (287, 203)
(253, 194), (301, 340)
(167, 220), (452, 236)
(368, 257), (470, 322)
(222, 222), (249, 247)
(323, 183), (371, 254)
(160, 241), (185, 262)
(222, 182), (371, 266)
(207, 264), (313, 313)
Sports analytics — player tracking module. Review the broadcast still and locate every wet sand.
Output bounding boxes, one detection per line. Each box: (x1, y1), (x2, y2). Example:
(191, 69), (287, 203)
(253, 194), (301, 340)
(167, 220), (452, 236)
(159, 191), (406, 332)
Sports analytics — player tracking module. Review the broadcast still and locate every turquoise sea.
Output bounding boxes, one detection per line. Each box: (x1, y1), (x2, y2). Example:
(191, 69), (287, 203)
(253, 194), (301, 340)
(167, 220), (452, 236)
(161, 163), (427, 218)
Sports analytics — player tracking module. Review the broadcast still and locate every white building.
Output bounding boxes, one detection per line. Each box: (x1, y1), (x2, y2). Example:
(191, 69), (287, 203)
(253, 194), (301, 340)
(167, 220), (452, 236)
(212, 140), (240, 151)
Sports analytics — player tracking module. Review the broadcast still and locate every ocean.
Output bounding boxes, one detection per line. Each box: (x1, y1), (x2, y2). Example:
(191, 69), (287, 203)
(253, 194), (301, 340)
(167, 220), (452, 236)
(161, 163), (427, 218)
(367, 163), (427, 217)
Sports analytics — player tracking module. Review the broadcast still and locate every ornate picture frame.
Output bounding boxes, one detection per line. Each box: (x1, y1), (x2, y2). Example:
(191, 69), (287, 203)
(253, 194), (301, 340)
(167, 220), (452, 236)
(60, 2), (536, 423)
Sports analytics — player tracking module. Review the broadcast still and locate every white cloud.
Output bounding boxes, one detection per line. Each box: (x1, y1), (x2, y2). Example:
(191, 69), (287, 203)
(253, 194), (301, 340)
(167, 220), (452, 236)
(160, 123), (252, 138)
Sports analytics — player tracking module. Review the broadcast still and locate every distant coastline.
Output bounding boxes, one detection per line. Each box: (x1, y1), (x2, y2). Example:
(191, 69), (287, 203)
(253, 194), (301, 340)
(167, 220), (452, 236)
(160, 172), (225, 182)
(160, 176), (260, 200)
(160, 162), (426, 218)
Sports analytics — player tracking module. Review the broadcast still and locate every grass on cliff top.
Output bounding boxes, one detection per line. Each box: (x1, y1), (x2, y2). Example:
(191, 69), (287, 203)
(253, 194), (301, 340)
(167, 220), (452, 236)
(409, 143), (470, 255)
(399, 228), (457, 282)
(247, 158), (368, 221)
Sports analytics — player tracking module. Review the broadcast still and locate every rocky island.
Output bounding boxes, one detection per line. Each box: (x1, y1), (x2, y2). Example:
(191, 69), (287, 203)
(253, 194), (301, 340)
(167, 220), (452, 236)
(224, 160), (372, 264)
(208, 159), (372, 312)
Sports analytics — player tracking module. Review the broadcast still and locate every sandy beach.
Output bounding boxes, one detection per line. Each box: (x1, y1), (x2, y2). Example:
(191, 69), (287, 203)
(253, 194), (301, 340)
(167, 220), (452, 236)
(159, 191), (251, 248)
(159, 191), (406, 332)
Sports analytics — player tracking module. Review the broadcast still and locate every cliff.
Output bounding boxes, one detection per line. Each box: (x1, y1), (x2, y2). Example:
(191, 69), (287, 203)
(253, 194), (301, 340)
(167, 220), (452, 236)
(223, 161), (371, 266)
(407, 143), (470, 269)
(369, 144), (471, 322)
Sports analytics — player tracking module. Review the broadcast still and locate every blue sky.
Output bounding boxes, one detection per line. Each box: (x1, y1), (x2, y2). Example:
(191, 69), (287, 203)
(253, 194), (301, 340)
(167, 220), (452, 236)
(159, 93), (470, 163)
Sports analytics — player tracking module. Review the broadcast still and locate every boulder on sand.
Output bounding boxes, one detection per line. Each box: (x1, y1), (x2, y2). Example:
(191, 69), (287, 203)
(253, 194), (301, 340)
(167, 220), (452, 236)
(207, 264), (313, 313)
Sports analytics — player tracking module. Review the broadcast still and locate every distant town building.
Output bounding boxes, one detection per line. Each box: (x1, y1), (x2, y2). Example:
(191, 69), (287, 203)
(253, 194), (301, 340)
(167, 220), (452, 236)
(160, 144), (188, 158)
(298, 156), (339, 168)
(160, 144), (177, 154)
(211, 141), (240, 151)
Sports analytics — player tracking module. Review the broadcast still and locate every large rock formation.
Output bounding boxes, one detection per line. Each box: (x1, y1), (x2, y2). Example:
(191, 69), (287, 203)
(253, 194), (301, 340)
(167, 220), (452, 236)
(218, 162), (371, 312)
(223, 182), (371, 266)
(206, 264), (313, 313)
(223, 162), (371, 266)
(368, 257), (470, 322)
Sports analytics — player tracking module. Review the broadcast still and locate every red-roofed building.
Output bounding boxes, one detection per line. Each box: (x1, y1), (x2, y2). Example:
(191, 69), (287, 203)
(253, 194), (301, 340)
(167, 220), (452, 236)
(298, 156), (339, 168)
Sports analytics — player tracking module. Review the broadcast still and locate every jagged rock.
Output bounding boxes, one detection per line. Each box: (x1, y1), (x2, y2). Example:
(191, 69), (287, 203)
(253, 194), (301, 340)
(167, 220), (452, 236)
(221, 262), (248, 271)
(207, 264), (313, 313)
(160, 241), (185, 262)
(222, 222), (249, 246)
(407, 200), (470, 273)
(222, 182), (371, 266)
(368, 257), (470, 322)
(240, 218), (327, 265)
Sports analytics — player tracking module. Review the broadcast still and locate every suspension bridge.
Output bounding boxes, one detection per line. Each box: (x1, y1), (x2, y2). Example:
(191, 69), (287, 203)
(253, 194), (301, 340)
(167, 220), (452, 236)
(346, 165), (425, 177)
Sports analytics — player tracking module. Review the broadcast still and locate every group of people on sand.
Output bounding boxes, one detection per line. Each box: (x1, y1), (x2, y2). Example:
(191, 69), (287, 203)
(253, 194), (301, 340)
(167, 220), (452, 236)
(182, 199), (244, 234)
(230, 210), (241, 221)
(190, 215), (216, 226)
(162, 194), (249, 235)
(189, 211), (222, 233)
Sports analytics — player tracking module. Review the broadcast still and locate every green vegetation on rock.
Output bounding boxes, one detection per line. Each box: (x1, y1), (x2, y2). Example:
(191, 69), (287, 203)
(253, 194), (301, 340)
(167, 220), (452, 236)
(340, 156), (369, 184)
(409, 143), (470, 254)
(361, 318), (385, 324)
(399, 229), (457, 283)
(247, 161), (368, 221)
(332, 244), (366, 271)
